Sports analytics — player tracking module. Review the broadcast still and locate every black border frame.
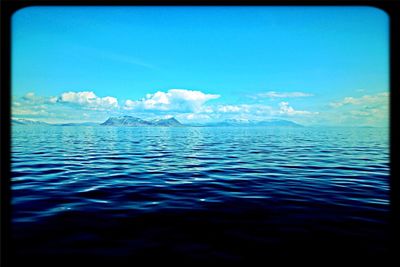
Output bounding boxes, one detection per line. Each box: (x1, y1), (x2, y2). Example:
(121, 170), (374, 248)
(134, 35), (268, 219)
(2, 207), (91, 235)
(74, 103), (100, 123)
(1, 1), (398, 266)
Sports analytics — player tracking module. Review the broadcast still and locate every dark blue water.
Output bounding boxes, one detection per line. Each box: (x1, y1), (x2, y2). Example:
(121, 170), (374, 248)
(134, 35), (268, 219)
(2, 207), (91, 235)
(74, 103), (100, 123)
(11, 126), (391, 264)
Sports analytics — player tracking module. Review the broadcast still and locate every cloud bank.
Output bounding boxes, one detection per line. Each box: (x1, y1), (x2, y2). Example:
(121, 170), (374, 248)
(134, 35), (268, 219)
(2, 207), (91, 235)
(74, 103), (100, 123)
(15, 88), (389, 126)
(324, 92), (389, 126)
(124, 89), (220, 112)
(278, 102), (318, 116)
(330, 92), (388, 108)
(59, 91), (119, 110)
(257, 91), (313, 98)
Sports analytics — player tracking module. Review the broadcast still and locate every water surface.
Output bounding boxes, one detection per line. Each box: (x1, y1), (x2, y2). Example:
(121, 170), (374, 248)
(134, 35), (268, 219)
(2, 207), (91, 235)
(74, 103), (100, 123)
(11, 126), (390, 264)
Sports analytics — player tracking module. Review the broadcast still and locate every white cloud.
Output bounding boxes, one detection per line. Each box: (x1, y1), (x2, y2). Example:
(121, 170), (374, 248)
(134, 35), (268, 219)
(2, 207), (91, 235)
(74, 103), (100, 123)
(254, 105), (273, 115)
(217, 105), (243, 113)
(257, 91), (313, 98)
(12, 108), (48, 116)
(184, 113), (211, 120)
(22, 92), (36, 101)
(124, 99), (136, 109)
(60, 91), (96, 104)
(330, 92), (389, 108)
(20, 91), (59, 105)
(13, 92), (55, 117)
(21, 92), (41, 103)
(278, 102), (318, 116)
(59, 91), (119, 110)
(48, 97), (58, 104)
(200, 106), (214, 113)
(13, 89), (325, 124)
(217, 104), (273, 114)
(350, 110), (370, 116)
(124, 89), (220, 112)
(320, 92), (389, 127)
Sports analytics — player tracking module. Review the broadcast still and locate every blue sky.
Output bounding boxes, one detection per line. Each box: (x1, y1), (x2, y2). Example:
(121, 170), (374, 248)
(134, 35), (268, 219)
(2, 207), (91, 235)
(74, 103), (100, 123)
(12, 6), (389, 126)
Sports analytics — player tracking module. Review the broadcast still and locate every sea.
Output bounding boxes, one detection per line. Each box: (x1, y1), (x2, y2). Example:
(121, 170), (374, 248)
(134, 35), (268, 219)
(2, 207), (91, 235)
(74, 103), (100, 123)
(10, 125), (391, 265)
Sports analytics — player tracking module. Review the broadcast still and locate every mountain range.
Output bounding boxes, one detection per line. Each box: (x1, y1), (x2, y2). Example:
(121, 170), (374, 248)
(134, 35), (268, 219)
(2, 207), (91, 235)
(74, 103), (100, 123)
(12, 116), (302, 127)
(198, 118), (302, 127)
(101, 116), (182, 127)
(12, 118), (50, 125)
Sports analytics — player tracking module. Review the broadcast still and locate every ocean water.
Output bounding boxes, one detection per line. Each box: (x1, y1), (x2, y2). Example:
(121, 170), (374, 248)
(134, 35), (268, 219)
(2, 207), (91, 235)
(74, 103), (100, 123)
(11, 126), (391, 264)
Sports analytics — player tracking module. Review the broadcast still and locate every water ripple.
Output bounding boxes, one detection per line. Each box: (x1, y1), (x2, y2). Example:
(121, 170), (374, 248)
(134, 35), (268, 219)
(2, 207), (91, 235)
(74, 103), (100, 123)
(11, 126), (390, 261)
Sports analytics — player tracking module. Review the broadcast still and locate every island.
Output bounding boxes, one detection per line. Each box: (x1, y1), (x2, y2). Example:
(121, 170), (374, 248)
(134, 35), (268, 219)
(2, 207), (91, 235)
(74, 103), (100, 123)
(101, 116), (183, 127)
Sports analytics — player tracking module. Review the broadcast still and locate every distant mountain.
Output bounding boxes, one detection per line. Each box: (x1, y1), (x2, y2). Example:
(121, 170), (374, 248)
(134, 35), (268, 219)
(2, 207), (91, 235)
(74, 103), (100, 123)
(208, 118), (251, 126)
(149, 117), (182, 127)
(12, 118), (101, 126)
(57, 122), (100, 126)
(101, 116), (183, 127)
(255, 119), (302, 127)
(12, 118), (50, 126)
(55, 122), (100, 126)
(203, 119), (302, 127)
(101, 116), (151, 126)
(12, 116), (300, 128)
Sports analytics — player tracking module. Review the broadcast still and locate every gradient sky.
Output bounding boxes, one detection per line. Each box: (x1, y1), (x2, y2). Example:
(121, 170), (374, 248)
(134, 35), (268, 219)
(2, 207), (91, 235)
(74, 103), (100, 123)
(12, 6), (389, 126)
